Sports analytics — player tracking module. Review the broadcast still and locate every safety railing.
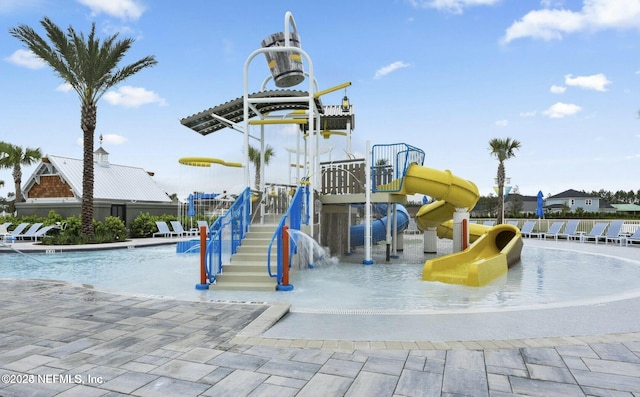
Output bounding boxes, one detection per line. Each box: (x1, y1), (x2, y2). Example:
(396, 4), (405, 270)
(371, 143), (424, 192)
(204, 187), (251, 282)
(266, 183), (309, 290)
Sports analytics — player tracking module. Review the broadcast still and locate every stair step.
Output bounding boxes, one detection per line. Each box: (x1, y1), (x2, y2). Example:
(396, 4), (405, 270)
(233, 253), (277, 262)
(216, 272), (274, 283)
(211, 281), (276, 291)
(224, 263), (275, 273)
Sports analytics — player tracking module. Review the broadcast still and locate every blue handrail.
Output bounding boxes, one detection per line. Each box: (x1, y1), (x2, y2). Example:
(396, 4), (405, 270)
(266, 183), (309, 288)
(204, 187), (251, 282)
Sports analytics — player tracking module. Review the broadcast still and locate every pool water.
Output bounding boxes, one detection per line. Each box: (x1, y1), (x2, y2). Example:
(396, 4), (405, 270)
(2, 244), (640, 313)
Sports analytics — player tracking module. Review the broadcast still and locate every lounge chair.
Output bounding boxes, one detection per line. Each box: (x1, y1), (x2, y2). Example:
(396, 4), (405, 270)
(558, 220), (580, 241)
(30, 225), (58, 242)
(14, 223), (43, 240)
(0, 224), (10, 241)
(1, 222), (11, 229)
(519, 220), (538, 238)
(483, 220), (495, 226)
(153, 221), (179, 238)
(581, 223), (608, 244)
(542, 221), (565, 240)
(7, 222), (29, 237)
(170, 221), (197, 237)
(506, 220), (519, 227)
(625, 228), (640, 247)
(600, 220), (625, 245)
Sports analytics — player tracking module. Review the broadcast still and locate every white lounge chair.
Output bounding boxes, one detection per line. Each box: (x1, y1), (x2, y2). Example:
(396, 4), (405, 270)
(506, 220), (519, 227)
(0, 224), (10, 242)
(15, 223), (43, 240)
(483, 220), (495, 226)
(7, 222), (29, 238)
(600, 220), (625, 245)
(558, 220), (580, 241)
(30, 225), (58, 242)
(520, 220), (538, 238)
(542, 221), (565, 240)
(625, 228), (640, 247)
(1, 222), (11, 229)
(153, 221), (179, 238)
(170, 221), (197, 237)
(581, 223), (608, 244)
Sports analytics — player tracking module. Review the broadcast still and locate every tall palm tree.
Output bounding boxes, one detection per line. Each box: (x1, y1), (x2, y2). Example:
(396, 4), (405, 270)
(488, 137), (521, 224)
(10, 18), (157, 237)
(0, 141), (42, 203)
(248, 144), (275, 189)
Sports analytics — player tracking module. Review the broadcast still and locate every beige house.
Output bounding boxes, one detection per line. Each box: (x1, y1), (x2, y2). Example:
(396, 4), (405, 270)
(16, 147), (176, 226)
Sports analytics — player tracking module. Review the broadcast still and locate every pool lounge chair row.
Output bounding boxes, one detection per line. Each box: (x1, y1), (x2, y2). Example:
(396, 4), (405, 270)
(518, 220), (640, 246)
(0, 222), (58, 242)
(153, 221), (208, 238)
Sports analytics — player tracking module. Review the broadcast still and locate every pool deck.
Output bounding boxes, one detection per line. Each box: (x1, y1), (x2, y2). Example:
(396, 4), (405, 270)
(1, 238), (640, 395)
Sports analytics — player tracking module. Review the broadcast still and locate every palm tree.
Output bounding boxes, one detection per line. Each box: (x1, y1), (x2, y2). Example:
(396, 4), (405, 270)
(0, 141), (42, 203)
(10, 18), (157, 237)
(248, 144), (275, 189)
(488, 137), (521, 224)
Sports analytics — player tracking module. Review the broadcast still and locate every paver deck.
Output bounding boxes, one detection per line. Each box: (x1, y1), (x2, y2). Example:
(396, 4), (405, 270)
(1, 238), (639, 396)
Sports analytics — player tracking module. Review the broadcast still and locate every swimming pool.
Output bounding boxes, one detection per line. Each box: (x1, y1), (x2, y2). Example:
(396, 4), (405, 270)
(2, 240), (640, 313)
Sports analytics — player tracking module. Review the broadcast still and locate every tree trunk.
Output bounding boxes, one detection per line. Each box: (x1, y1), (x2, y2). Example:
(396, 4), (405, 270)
(81, 102), (97, 238)
(12, 165), (22, 202)
(496, 162), (505, 224)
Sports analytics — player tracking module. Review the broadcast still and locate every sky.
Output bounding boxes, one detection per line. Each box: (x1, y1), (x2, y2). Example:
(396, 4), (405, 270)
(1, 0), (640, 202)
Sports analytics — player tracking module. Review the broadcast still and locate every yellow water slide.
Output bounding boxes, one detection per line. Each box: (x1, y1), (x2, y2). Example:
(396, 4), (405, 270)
(391, 164), (523, 287)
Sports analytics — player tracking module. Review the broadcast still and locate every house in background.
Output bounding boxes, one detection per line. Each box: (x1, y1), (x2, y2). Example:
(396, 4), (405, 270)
(545, 189), (616, 214)
(505, 193), (538, 216)
(16, 146), (177, 226)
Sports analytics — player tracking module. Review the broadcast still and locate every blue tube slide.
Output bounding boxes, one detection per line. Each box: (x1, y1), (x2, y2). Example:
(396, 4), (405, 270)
(350, 204), (410, 247)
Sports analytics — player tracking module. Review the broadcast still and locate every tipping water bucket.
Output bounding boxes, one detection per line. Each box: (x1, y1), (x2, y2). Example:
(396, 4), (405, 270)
(261, 32), (305, 88)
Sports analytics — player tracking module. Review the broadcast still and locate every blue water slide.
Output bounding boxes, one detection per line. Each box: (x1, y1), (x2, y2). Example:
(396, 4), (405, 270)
(350, 204), (410, 247)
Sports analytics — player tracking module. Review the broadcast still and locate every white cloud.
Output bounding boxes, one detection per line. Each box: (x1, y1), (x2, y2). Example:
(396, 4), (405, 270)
(564, 73), (611, 91)
(519, 110), (537, 117)
(543, 102), (582, 118)
(495, 119), (508, 127)
(77, 0), (145, 20)
(103, 86), (167, 107)
(374, 61), (411, 79)
(502, 0), (640, 44)
(408, 0), (500, 14)
(101, 133), (128, 144)
(4, 49), (45, 69)
(56, 83), (73, 92)
(550, 85), (566, 94)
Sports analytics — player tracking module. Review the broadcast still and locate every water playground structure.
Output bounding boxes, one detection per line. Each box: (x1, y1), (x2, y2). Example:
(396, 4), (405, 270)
(178, 11), (523, 291)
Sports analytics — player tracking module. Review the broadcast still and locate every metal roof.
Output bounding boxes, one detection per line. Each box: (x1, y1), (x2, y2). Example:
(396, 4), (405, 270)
(180, 90), (356, 136)
(23, 155), (172, 203)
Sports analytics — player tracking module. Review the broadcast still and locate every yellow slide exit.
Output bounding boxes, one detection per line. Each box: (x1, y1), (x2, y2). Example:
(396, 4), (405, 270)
(392, 164), (523, 287)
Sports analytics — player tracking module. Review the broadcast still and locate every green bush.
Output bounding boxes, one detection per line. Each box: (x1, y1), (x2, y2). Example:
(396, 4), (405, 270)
(130, 212), (177, 238)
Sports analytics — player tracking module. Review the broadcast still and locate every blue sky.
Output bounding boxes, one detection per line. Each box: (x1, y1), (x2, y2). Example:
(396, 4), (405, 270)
(1, 0), (639, 202)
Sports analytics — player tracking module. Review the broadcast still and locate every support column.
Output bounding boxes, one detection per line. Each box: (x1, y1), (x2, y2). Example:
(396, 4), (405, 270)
(452, 209), (470, 253)
(423, 227), (437, 253)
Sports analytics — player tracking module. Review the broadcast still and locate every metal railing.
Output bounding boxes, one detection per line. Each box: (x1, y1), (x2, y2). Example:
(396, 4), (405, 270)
(266, 183), (309, 288)
(371, 143), (425, 192)
(204, 187), (251, 282)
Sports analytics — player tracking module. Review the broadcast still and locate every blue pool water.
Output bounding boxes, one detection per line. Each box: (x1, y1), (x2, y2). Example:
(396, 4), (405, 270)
(1, 244), (640, 313)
